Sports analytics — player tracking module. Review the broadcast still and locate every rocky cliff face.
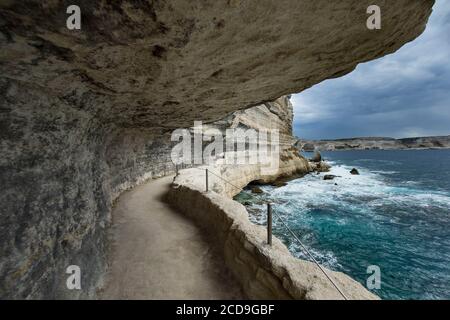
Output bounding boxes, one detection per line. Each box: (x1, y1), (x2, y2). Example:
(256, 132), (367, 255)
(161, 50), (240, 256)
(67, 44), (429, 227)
(296, 135), (450, 151)
(0, 1), (435, 298)
(210, 96), (294, 144)
(204, 95), (313, 185)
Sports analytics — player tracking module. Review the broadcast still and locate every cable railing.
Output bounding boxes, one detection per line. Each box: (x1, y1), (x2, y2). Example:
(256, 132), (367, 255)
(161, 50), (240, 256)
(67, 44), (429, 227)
(271, 209), (348, 300)
(193, 166), (348, 300)
(148, 157), (207, 176)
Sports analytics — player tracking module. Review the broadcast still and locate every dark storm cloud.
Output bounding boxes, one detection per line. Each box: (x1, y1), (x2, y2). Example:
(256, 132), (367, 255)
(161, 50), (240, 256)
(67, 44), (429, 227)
(292, 0), (450, 140)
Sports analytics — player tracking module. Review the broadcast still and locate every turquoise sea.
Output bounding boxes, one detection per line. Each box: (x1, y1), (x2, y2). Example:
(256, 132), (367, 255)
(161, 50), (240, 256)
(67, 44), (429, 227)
(235, 149), (450, 300)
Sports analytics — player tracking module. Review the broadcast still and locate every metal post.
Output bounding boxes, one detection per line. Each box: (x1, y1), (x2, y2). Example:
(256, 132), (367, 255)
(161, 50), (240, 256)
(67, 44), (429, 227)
(205, 169), (209, 192)
(267, 203), (272, 246)
(175, 164), (178, 175)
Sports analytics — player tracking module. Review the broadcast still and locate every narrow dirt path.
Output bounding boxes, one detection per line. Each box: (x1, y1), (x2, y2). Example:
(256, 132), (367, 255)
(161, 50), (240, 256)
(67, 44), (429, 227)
(100, 175), (243, 299)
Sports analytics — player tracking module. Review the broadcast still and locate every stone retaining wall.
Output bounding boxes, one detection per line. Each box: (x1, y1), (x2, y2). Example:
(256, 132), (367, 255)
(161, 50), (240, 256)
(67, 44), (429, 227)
(167, 162), (379, 300)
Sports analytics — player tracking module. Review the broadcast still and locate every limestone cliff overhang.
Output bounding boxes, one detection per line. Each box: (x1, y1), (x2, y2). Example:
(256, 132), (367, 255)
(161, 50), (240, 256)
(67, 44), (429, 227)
(0, 0), (435, 128)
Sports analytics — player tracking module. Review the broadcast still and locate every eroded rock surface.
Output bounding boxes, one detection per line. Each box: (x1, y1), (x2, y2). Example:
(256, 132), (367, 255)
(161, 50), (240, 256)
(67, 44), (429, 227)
(0, 1), (435, 298)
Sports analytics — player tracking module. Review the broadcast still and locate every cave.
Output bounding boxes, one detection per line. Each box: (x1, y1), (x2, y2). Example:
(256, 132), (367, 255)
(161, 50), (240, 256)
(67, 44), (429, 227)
(0, 1), (435, 299)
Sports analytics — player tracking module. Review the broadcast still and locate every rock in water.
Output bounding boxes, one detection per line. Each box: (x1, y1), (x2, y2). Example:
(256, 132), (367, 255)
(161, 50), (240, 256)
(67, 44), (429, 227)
(311, 151), (322, 163)
(350, 168), (360, 175)
(324, 175), (338, 180)
(272, 181), (288, 188)
(251, 187), (264, 194)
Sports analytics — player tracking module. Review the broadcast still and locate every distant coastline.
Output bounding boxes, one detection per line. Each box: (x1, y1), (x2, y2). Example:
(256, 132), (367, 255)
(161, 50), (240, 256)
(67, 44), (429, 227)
(295, 135), (450, 151)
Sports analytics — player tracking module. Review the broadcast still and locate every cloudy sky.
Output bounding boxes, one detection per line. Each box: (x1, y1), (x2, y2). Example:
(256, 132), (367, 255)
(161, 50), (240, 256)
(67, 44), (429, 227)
(292, 0), (450, 140)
